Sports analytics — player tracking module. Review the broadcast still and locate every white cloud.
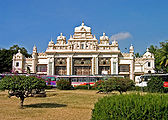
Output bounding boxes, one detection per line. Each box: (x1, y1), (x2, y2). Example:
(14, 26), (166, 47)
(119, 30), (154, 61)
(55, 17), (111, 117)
(110, 32), (132, 41)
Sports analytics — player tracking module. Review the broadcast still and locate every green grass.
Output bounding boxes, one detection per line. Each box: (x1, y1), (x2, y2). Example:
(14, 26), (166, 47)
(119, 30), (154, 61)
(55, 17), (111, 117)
(0, 89), (107, 120)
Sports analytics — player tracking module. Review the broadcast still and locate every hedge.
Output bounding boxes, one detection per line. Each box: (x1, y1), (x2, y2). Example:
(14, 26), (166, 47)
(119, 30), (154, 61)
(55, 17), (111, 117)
(92, 94), (168, 120)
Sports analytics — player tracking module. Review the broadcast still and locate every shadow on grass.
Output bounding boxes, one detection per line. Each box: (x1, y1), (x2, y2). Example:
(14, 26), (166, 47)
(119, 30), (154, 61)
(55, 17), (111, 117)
(24, 103), (67, 108)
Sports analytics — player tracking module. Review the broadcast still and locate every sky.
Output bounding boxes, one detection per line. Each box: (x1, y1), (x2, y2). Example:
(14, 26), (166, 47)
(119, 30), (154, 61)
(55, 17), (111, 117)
(0, 0), (168, 54)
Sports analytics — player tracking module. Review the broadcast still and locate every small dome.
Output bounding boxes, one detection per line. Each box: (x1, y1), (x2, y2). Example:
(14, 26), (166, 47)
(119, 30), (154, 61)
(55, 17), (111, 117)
(112, 40), (118, 46)
(49, 40), (54, 45)
(57, 33), (66, 41)
(15, 49), (23, 58)
(129, 44), (134, 51)
(100, 33), (109, 41)
(143, 48), (154, 58)
(74, 22), (91, 33)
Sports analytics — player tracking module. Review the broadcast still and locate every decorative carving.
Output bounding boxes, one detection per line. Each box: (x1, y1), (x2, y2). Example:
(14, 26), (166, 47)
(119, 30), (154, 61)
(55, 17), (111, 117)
(73, 58), (91, 66)
(99, 58), (110, 66)
(55, 58), (67, 66)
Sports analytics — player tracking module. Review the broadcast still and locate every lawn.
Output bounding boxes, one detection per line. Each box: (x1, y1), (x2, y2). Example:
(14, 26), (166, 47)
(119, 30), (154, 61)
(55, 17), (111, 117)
(0, 89), (107, 120)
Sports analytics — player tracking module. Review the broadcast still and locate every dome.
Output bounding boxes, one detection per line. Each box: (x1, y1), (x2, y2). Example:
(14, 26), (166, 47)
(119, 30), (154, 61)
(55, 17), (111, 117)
(100, 33), (109, 41)
(57, 33), (66, 41)
(129, 44), (134, 50)
(49, 40), (54, 45)
(74, 22), (91, 33)
(143, 48), (154, 58)
(16, 49), (22, 56)
(112, 40), (118, 46)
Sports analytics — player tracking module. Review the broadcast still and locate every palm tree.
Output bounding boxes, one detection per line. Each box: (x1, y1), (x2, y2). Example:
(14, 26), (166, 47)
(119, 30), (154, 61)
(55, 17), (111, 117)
(160, 42), (168, 67)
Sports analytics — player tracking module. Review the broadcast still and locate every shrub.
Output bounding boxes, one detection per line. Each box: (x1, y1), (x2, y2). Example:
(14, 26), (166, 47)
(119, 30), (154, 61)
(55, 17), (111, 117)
(100, 77), (135, 94)
(92, 94), (168, 120)
(147, 76), (164, 93)
(46, 85), (54, 89)
(56, 79), (72, 90)
(94, 80), (104, 91)
(74, 85), (88, 89)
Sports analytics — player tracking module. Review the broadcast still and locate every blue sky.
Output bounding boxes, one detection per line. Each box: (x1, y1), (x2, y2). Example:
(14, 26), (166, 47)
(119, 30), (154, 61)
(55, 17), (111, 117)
(0, 0), (168, 54)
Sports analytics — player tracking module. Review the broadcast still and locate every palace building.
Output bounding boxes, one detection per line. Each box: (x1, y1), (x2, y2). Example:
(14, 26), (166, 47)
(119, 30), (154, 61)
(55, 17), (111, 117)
(12, 22), (155, 82)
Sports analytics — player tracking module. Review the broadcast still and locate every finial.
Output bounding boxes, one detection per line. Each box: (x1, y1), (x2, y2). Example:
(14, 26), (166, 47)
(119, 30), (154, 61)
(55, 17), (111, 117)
(82, 20), (84, 26)
(18, 49), (21, 53)
(103, 32), (105, 36)
(50, 35), (53, 41)
(70, 35), (72, 39)
(94, 35), (96, 39)
(34, 44), (36, 47)
(147, 48), (149, 52)
(60, 33), (63, 36)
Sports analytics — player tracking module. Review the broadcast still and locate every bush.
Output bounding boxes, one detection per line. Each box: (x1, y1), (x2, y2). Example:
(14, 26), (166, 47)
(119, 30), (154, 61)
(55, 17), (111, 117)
(93, 80), (104, 91)
(100, 77), (135, 94)
(92, 94), (168, 120)
(56, 79), (72, 90)
(128, 86), (148, 92)
(147, 76), (165, 93)
(74, 85), (89, 89)
(46, 85), (54, 89)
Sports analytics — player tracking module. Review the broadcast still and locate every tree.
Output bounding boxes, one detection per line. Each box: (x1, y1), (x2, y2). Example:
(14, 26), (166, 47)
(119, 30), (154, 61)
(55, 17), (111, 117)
(149, 45), (162, 73)
(134, 52), (141, 58)
(149, 41), (168, 73)
(159, 42), (168, 72)
(100, 77), (135, 94)
(0, 45), (31, 73)
(0, 75), (46, 108)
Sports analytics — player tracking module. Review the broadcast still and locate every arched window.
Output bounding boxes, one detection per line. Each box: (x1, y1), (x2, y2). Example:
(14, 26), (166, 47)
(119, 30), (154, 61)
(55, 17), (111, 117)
(16, 62), (19, 67)
(148, 62), (151, 67)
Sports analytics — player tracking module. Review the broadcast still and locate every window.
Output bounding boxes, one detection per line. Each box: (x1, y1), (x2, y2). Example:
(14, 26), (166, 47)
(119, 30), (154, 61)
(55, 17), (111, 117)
(37, 65), (47, 72)
(119, 65), (129, 72)
(16, 62), (19, 67)
(81, 44), (84, 49)
(148, 62), (151, 67)
(113, 62), (116, 74)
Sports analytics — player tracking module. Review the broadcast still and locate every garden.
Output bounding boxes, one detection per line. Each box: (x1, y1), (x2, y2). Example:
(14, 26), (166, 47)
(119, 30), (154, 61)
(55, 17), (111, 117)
(0, 75), (168, 120)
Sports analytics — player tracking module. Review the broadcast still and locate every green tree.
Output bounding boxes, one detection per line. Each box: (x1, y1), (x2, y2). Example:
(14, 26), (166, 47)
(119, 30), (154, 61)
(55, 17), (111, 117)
(134, 52), (141, 58)
(149, 41), (168, 73)
(0, 45), (31, 73)
(0, 75), (46, 108)
(149, 45), (162, 73)
(159, 42), (168, 72)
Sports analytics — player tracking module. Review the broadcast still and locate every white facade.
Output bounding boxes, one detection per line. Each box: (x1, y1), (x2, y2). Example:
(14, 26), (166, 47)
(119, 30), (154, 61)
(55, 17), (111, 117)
(12, 22), (155, 81)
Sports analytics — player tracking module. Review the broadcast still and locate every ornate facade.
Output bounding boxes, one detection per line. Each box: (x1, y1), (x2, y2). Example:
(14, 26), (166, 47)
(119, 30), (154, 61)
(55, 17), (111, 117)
(12, 22), (155, 82)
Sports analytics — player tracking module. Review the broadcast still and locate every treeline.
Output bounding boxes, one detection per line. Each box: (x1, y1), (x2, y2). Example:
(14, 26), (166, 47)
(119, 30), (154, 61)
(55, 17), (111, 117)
(0, 45), (31, 73)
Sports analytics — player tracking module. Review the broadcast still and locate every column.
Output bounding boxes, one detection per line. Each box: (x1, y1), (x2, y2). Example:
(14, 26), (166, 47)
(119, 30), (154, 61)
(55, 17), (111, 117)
(111, 58), (113, 74)
(47, 57), (54, 75)
(67, 57), (70, 75)
(130, 60), (134, 80)
(116, 57), (118, 75)
(92, 57), (95, 75)
(95, 57), (99, 75)
(111, 57), (118, 75)
(32, 58), (36, 73)
(52, 58), (54, 75)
